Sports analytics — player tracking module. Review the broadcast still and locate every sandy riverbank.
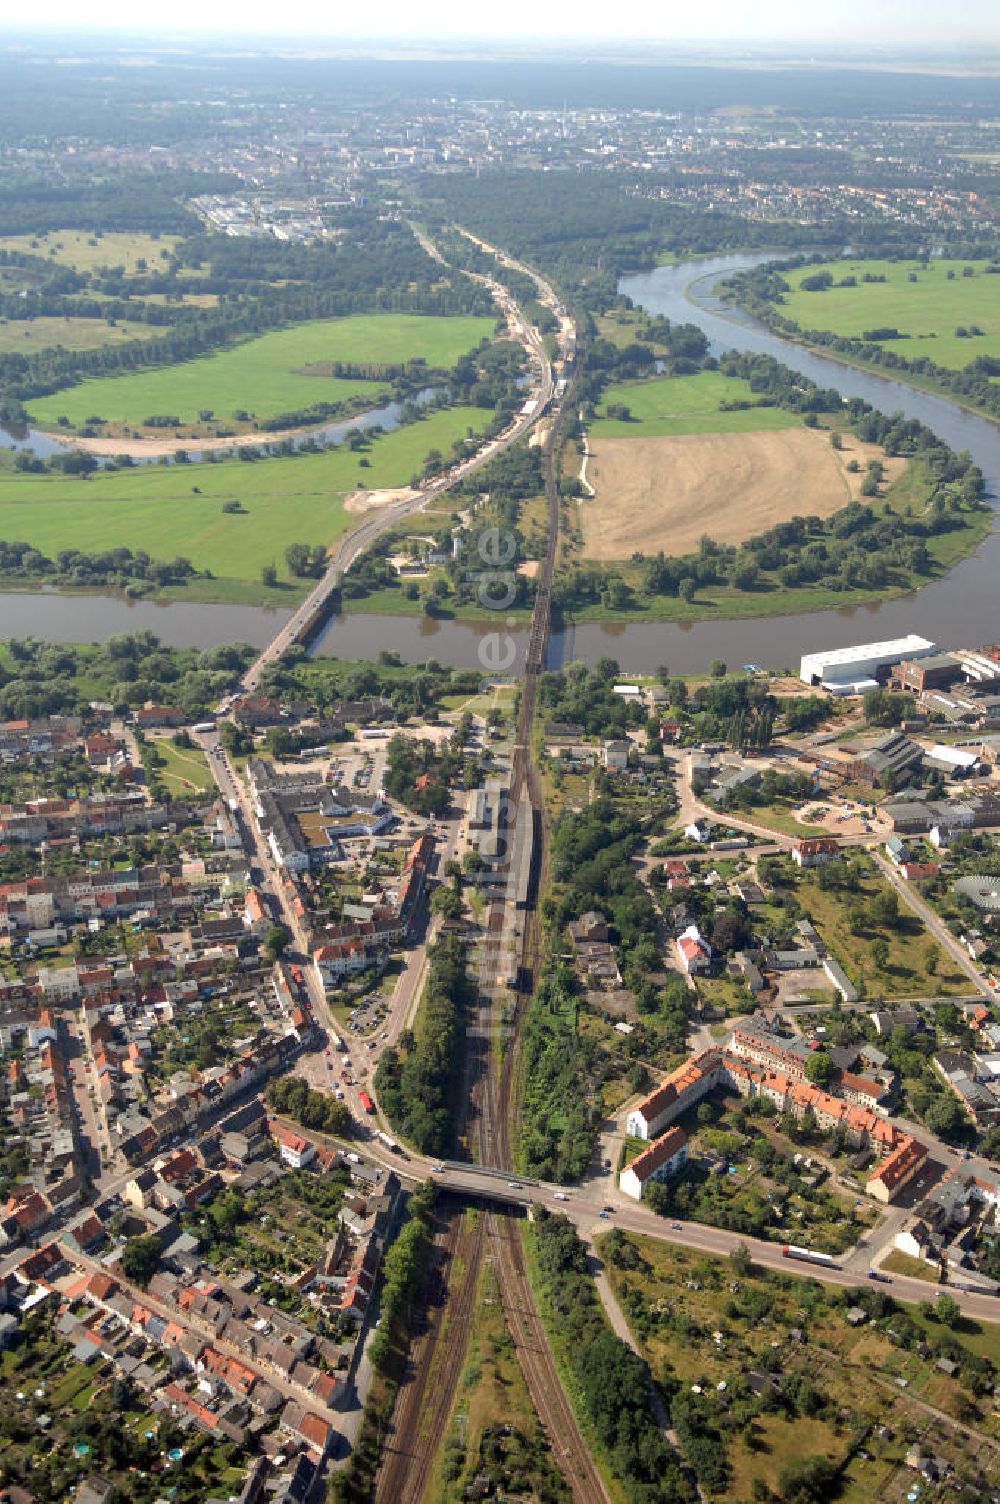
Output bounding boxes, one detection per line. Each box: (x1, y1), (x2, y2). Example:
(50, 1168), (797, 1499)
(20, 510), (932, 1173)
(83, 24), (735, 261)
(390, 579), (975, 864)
(41, 419), (345, 459)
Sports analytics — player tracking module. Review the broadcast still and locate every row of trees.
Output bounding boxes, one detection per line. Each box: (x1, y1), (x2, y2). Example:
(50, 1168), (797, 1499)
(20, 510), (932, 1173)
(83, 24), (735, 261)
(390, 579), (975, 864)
(374, 935), (472, 1154)
(0, 538), (199, 595)
(532, 1211), (696, 1503)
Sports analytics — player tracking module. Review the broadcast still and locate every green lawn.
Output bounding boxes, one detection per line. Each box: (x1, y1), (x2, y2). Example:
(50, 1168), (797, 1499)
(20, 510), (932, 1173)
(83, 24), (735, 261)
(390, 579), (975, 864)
(27, 313), (495, 432)
(590, 370), (801, 438)
(0, 229), (178, 274)
(0, 315), (163, 355)
(148, 739), (215, 794)
(0, 404), (486, 602)
(779, 258), (1000, 374)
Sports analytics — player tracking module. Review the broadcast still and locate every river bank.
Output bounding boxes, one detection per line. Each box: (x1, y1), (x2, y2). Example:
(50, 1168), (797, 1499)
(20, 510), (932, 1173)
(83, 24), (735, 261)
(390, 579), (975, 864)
(38, 401), (394, 458)
(0, 254), (997, 674)
(722, 298), (1000, 428)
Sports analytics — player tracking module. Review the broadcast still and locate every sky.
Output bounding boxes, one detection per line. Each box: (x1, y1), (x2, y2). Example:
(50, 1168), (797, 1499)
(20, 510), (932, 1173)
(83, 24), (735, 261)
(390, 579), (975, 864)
(6, 0), (1000, 49)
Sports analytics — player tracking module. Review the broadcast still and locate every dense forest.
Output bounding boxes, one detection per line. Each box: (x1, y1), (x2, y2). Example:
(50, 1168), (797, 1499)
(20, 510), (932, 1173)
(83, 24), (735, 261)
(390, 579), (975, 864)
(425, 171), (836, 311)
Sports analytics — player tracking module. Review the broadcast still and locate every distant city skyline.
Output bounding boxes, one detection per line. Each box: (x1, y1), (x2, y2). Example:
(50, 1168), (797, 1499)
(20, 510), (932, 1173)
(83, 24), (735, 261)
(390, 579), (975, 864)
(2, 1), (999, 49)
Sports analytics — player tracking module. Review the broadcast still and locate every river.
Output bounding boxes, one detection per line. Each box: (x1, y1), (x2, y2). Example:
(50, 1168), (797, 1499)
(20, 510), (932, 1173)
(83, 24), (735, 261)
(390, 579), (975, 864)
(0, 386), (443, 465)
(552, 252), (1000, 674)
(1, 255), (997, 669)
(0, 588), (294, 650)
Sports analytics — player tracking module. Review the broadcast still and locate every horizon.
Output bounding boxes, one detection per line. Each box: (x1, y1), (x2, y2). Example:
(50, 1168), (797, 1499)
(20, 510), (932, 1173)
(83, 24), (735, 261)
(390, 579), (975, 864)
(0, 4), (998, 54)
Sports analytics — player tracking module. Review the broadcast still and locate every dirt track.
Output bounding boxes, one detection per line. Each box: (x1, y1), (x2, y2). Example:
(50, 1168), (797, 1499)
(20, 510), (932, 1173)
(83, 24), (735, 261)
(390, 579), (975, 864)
(582, 426), (907, 560)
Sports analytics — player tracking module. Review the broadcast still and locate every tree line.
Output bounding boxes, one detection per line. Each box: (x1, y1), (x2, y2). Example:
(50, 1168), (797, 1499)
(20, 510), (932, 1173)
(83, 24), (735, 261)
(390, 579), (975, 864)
(374, 935), (472, 1155)
(531, 1210), (696, 1503)
(723, 255), (1000, 423)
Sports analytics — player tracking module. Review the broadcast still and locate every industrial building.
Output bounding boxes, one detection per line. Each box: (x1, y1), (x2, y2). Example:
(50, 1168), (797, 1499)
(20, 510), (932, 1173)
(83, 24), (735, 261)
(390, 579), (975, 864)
(898, 652), (962, 694)
(843, 731), (924, 788)
(799, 635), (935, 692)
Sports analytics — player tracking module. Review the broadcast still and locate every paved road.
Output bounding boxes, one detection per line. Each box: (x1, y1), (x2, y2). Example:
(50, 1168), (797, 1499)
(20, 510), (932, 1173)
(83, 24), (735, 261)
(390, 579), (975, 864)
(874, 846), (992, 998)
(297, 1131), (1000, 1325)
(243, 225), (559, 691)
(62, 1012), (105, 1176)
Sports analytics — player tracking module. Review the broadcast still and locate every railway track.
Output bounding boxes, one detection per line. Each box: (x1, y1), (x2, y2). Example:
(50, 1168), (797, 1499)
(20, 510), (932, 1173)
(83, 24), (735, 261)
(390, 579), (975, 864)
(473, 396), (612, 1504)
(367, 229), (566, 1504)
(371, 237), (604, 1504)
(488, 1211), (611, 1504)
(374, 1203), (486, 1504)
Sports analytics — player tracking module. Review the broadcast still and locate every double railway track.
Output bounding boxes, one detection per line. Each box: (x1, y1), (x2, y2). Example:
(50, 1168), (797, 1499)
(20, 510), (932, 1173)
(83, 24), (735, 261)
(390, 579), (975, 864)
(374, 1205), (486, 1504)
(373, 242), (608, 1504)
(475, 398), (611, 1504)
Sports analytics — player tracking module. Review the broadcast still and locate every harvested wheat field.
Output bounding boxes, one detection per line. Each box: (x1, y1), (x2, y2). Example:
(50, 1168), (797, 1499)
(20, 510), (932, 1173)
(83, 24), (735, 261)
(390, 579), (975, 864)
(582, 426), (906, 561)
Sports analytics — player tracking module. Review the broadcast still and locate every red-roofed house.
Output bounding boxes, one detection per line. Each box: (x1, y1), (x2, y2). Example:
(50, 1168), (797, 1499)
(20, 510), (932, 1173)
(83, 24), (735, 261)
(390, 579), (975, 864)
(243, 888), (267, 932)
(271, 1122), (317, 1170)
(676, 923), (711, 976)
(620, 1127), (689, 1201)
(792, 838), (839, 868)
(899, 861), (940, 883)
(866, 1136), (927, 1204)
(626, 1050), (726, 1139)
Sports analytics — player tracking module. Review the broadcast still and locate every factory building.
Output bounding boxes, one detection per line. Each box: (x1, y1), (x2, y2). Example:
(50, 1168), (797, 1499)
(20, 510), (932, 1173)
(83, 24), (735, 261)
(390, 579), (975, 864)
(799, 635), (935, 693)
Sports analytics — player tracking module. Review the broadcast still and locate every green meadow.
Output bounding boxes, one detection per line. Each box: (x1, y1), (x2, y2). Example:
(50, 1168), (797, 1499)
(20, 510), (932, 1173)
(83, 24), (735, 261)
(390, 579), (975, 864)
(0, 229), (178, 274)
(779, 257), (1000, 373)
(590, 370), (801, 437)
(27, 313), (495, 432)
(0, 404), (486, 604)
(0, 315), (162, 356)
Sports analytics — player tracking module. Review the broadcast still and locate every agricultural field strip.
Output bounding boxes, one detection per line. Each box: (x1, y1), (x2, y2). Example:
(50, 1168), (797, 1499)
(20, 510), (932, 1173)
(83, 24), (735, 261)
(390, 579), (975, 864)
(27, 312), (496, 429)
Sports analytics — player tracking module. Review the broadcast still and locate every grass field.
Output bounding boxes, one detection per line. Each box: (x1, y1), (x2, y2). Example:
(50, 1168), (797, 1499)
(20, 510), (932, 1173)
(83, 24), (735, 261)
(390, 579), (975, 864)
(0, 229), (178, 274)
(147, 738), (215, 794)
(584, 424), (906, 560)
(427, 1234), (575, 1503)
(0, 404), (485, 603)
(591, 370), (801, 438)
(27, 313), (495, 433)
(779, 258), (1000, 373)
(0, 315), (162, 356)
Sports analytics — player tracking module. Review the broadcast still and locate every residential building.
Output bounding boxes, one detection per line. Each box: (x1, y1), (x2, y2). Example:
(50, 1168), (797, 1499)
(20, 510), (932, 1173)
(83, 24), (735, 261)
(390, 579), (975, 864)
(620, 1127), (688, 1200)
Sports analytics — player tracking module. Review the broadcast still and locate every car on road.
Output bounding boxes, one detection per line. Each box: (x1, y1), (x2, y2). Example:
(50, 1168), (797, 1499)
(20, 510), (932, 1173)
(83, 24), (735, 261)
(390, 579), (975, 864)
(507, 1181), (522, 1189)
(554, 1192), (568, 1201)
(670, 1222), (683, 1230)
(431, 1165), (446, 1174)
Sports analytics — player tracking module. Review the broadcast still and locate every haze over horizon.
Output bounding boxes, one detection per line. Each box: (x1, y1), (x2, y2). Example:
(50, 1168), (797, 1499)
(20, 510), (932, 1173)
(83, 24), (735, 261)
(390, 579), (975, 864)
(2, 0), (998, 51)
